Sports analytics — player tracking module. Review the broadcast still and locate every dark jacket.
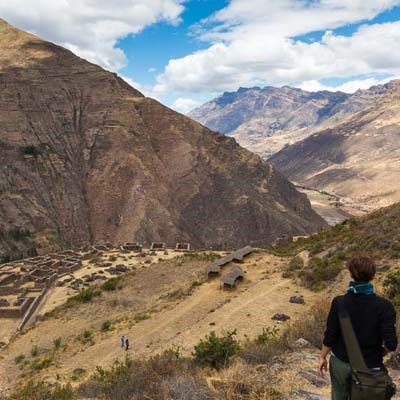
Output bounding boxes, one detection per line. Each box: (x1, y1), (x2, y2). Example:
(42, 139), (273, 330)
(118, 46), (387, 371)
(323, 293), (398, 368)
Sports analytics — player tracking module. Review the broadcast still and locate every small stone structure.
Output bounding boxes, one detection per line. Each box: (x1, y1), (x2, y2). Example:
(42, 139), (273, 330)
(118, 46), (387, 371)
(150, 242), (166, 251)
(120, 242), (142, 252)
(175, 243), (190, 252)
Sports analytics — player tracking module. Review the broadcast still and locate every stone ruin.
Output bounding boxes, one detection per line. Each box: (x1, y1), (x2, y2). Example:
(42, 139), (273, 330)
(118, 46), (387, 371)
(175, 243), (190, 252)
(120, 242), (143, 252)
(0, 249), (83, 331)
(150, 242), (166, 251)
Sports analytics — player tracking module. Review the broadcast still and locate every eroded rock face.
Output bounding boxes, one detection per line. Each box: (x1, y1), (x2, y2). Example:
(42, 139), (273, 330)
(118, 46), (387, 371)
(0, 19), (326, 257)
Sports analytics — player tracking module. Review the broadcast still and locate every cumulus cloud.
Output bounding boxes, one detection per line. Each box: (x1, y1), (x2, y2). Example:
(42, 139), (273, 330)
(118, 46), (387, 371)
(154, 0), (400, 94)
(0, 0), (185, 71)
(171, 97), (202, 114)
(297, 75), (400, 93)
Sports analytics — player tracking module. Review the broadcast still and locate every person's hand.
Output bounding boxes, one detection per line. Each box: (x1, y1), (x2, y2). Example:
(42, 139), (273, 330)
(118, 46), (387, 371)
(382, 347), (389, 357)
(318, 356), (328, 376)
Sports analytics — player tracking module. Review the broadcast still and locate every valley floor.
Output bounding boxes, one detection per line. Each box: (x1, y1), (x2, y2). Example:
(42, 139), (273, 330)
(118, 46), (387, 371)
(298, 186), (367, 225)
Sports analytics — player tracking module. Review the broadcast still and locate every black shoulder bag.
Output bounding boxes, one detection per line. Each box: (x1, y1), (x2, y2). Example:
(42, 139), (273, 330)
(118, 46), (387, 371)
(337, 297), (396, 399)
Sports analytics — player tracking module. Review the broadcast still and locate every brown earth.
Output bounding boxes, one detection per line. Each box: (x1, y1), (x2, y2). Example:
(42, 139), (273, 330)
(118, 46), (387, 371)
(0, 19), (325, 261)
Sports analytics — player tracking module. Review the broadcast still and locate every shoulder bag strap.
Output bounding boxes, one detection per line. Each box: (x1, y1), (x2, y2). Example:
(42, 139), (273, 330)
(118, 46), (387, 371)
(337, 296), (370, 372)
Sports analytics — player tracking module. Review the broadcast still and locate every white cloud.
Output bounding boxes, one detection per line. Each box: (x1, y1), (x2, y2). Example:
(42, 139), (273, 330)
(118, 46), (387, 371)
(0, 0), (185, 71)
(154, 0), (400, 94)
(171, 97), (202, 114)
(148, 67), (157, 73)
(297, 75), (400, 93)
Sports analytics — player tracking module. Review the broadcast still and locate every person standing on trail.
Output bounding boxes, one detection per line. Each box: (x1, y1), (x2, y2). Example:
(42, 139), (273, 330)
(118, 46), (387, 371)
(125, 338), (129, 352)
(120, 335), (125, 349)
(318, 256), (398, 400)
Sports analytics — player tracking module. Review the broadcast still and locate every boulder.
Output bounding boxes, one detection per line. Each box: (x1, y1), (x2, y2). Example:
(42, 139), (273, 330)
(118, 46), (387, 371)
(293, 338), (311, 350)
(115, 264), (128, 272)
(289, 295), (305, 304)
(271, 313), (290, 321)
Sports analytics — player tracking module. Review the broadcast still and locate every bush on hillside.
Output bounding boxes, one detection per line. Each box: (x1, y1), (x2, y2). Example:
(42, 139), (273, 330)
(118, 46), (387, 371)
(299, 257), (342, 291)
(274, 203), (400, 262)
(20, 145), (42, 157)
(78, 350), (211, 400)
(194, 330), (241, 369)
(383, 269), (400, 300)
(241, 327), (289, 365)
(101, 320), (112, 332)
(288, 256), (304, 271)
(67, 288), (101, 306)
(8, 381), (74, 400)
(102, 277), (122, 291)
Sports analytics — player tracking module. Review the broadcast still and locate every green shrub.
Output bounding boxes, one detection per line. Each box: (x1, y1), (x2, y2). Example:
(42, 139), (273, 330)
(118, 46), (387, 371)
(383, 269), (400, 300)
(0, 227), (32, 242)
(101, 320), (112, 332)
(20, 145), (42, 157)
(299, 257), (342, 291)
(256, 326), (279, 346)
(53, 337), (62, 349)
(30, 355), (53, 370)
(241, 329), (289, 365)
(30, 345), (38, 357)
(15, 354), (25, 364)
(67, 288), (101, 305)
(102, 276), (122, 291)
(194, 330), (241, 369)
(288, 256), (304, 271)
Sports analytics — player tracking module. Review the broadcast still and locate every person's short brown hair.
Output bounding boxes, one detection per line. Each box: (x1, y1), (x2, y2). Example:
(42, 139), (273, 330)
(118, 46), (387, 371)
(347, 256), (376, 282)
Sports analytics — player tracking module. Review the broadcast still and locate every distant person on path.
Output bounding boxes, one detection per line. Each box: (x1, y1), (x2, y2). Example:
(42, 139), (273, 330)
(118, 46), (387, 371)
(120, 335), (125, 349)
(318, 256), (398, 399)
(125, 338), (129, 351)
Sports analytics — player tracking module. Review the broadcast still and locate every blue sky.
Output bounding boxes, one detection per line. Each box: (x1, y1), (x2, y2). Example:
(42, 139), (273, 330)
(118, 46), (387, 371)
(118, 1), (400, 111)
(2, 1), (400, 112)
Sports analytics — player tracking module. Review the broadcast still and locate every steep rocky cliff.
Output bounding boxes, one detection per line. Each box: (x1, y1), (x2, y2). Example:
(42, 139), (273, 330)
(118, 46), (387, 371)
(0, 20), (326, 260)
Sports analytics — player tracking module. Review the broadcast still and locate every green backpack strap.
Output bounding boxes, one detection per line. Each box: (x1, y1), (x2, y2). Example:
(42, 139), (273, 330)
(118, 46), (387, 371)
(337, 297), (370, 373)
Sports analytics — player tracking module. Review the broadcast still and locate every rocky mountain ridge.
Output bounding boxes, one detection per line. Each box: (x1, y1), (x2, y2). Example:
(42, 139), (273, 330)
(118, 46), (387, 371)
(0, 19), (325, 260)
(189, 82), (395, 158)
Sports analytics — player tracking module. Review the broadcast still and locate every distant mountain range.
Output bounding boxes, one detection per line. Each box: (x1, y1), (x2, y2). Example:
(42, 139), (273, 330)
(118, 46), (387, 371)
(0, 19), (325, 260)
(190, 81), (400, 210)
(189, 83), (394, 158)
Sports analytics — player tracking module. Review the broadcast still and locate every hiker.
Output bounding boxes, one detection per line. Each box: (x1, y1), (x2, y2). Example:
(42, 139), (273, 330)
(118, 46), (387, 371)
(125, 338), (129, 351)
(318, 256), (398, 399)
(120, 335), (125, 349)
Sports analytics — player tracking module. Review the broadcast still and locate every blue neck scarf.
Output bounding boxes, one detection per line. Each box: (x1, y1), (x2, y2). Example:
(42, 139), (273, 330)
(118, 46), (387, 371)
(347, 281), (375, 295)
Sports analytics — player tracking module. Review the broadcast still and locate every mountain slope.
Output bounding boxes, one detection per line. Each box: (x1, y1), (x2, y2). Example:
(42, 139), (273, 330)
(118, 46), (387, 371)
(270, 80), (400, 209)
(0, 19), (326, 260)
(189, 84), (391, 158)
